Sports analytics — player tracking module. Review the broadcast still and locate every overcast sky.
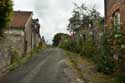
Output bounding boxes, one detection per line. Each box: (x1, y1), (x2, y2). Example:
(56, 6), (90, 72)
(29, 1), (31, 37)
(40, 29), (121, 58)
(13, 0), (104, 44)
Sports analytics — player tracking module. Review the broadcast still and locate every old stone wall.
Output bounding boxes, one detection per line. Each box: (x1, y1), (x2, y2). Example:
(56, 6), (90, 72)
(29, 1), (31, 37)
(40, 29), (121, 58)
(0, 33), (25, 74)
(4, 29), (25, 54)
(0, 48), (11, 72)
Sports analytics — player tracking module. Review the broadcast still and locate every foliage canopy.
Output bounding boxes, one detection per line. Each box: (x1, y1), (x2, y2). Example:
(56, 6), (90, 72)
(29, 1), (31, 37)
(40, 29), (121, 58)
(52, 33), (69, 46)
(0, 0), (13, 35)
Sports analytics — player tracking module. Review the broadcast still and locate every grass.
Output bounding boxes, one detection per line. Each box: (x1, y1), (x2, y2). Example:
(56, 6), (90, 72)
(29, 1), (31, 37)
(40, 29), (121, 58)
(64, 51), (89, 82)
(64, 50), (116, 83)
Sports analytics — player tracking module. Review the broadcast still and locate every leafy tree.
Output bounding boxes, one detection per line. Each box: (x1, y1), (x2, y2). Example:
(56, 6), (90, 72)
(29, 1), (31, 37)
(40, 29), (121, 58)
(67, 3), (102, 33)
(52, 33), (69, 46)
(0, 0), (13, 36)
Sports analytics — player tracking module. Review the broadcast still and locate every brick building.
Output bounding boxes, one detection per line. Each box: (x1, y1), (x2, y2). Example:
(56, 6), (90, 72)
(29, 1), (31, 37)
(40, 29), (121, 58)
(4, 11), (42, 55)
(105, 0), (125, 71)
(105, 0), (125, 32)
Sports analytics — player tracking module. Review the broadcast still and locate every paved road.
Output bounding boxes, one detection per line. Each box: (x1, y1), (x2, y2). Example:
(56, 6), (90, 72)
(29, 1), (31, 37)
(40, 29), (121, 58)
(0, 48), (77, 83)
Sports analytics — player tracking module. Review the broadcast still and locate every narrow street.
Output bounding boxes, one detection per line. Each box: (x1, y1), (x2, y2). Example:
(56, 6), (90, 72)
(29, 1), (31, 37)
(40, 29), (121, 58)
(0, 48), (77, 83)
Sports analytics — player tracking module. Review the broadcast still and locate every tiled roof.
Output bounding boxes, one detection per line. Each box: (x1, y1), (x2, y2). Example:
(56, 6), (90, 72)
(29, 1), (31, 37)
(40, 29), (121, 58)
(9, 11), (33, 28)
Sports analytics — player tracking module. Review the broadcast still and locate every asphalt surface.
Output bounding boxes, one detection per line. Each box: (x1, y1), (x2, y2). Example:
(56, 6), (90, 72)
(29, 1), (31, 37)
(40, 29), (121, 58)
(0, 48), (76, 83)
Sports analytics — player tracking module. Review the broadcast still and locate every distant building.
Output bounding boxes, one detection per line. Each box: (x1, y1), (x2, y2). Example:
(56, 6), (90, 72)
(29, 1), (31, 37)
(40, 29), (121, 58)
(4, 11), (42, 54)
(32, 19), (41, 48)
(105, 0), (125, 32)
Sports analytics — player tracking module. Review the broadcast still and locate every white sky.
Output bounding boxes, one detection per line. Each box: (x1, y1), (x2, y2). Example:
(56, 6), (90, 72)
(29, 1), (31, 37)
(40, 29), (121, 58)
(13, 0), (104, 44)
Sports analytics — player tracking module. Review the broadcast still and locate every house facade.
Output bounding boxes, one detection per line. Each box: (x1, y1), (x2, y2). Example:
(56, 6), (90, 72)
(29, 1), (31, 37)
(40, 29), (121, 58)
(32, 19), (42, 48)
(0, 11), (42, 72)
(105, 0), (125, 32)
(4, 11), (41, 55)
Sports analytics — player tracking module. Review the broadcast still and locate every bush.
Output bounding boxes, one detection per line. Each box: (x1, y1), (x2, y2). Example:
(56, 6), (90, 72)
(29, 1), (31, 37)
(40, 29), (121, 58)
(95, 33), (115, 74)
(60, 32), (116, 74)
(96, 53), (115, 74)
(59, 39), (81, 53)
(11, 48), (21, 64)
(53, 33), (69, 46)
(79, 33), (116, 74)
(80, 39), (97, 58)
(115, 74), (125, 83)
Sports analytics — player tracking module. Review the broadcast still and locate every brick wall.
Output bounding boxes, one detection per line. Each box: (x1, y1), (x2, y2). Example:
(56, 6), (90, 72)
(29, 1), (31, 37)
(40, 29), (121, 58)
(105, 0), (125, 31)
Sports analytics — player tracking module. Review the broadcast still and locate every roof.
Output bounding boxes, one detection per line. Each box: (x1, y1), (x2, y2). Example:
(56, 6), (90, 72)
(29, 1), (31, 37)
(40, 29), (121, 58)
(9, 11), (33, 29)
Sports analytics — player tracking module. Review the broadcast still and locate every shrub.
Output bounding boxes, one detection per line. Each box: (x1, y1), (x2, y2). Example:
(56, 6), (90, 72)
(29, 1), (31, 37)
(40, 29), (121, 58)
(80, 38), (97, 58)
(80, 33), (115, 74)
(95, 33), (115, 74)
(53, 33), (69, 46)
(59, 39), (81, 53)
(115, 74), (125, 83)
(96, 53), (115, 74)
(10, 48), (21, 64)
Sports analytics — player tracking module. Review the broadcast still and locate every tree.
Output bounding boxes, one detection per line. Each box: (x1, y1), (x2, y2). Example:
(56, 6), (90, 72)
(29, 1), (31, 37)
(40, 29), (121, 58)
(0, 0), (13, 36)
(52, 33), (69, 46)
(67, 3), (87, 33)
(67, 3), (103, 33)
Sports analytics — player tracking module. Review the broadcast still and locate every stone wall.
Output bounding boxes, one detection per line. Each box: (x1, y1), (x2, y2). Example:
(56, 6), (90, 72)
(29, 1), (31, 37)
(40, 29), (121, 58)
(0, 33), (25, 73)
(4, 29), (25, 55)
(0, 48), (11, 72)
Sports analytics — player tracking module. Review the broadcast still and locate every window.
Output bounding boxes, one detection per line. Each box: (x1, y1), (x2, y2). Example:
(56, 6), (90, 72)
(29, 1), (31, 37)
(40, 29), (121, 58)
(113, 12), (120, 32)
